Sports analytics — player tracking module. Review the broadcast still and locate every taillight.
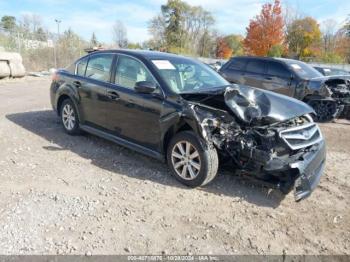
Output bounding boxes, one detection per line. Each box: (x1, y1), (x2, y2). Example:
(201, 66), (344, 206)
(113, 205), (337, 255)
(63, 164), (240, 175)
(52, 72), (59, 82)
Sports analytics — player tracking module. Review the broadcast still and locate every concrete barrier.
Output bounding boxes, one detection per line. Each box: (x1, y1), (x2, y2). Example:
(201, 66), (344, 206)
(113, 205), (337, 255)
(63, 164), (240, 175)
(0, 61), (10, 78)
(0, 52), (26, 78)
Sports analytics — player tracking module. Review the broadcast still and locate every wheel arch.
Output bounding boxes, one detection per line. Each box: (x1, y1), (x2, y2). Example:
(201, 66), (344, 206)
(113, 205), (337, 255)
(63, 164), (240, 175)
(57, 94), (71, 116)
(56, 92), (81, 123)
(162, 119), (198, 160)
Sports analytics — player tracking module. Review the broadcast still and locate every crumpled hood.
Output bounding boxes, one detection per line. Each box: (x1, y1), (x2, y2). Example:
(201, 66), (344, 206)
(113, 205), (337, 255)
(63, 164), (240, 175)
(308, 76), (350, 87)
(224, 85), (315, 124)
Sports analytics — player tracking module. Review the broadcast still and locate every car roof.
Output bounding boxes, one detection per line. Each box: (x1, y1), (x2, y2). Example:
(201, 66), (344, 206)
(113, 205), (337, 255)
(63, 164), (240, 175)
(87, 49), (190, 61)
(230, 56), (302, 64)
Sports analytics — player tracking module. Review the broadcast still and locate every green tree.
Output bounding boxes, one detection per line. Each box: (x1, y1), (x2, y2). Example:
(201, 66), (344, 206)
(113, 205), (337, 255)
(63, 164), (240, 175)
(0, 16), (17, 32)
(319, 52), (344, 63)
(149, 0), (216, 56)
(286, 17), (322, 59)
(161, 0), (188, 49)
(223, 34), (244, 56)
(267, 44), (284, 57)
(57, 28), (88, 67)
(127, 42), (141, 49)
(36, 27), (47, 41)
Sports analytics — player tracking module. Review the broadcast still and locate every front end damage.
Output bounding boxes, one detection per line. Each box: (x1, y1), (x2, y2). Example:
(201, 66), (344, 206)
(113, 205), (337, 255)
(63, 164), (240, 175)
(305, 77), (350, 121)
(181, 85), (326, 201)
(324, 77), (350, 119)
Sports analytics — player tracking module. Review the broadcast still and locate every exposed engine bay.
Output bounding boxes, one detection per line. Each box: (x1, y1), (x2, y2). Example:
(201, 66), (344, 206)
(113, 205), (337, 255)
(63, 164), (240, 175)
(181, 86), (326, 201)
(305, 77), (350, 121)
(324, 77), (350, 118)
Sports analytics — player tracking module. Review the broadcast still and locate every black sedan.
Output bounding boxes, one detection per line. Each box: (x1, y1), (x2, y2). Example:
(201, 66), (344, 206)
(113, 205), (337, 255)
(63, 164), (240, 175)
(50, 50), (326, 201)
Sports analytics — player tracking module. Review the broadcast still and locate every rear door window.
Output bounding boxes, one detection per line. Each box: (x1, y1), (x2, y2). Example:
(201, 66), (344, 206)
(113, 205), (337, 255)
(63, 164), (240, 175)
(246, 60), (266, 74)
(85, 54), (114, 82)
(267, 62), (290, 78)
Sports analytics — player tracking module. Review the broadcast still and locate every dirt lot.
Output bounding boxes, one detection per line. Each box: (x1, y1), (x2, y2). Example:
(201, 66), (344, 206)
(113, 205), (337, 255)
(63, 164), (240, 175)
(0, 77), (349, 255)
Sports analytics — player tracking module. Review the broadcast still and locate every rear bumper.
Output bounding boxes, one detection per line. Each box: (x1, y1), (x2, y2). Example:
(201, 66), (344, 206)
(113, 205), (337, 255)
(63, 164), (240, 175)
(290, 140), (326, 201)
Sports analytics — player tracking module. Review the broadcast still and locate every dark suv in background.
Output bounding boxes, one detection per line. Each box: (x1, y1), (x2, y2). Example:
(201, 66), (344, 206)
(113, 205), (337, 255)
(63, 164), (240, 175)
(219, 56), (350, 121)
(314, 66), (350, 77)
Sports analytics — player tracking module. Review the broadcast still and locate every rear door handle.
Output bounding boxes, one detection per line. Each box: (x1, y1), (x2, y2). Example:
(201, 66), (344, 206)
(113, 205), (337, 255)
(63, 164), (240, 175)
(107, 91), (120, 100)
(73, 81), (81, 88)
(265, 77), (273, 80)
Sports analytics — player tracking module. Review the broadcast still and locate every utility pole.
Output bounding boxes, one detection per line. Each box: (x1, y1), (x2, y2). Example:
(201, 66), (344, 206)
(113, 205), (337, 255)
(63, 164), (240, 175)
(54, 19), (61, 68)
(17, 31), (21, 53)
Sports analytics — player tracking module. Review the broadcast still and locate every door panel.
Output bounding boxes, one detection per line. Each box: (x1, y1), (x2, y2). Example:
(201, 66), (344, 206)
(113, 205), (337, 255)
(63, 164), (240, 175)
(78, 78), (109, 127)
(263, 61), (294, 96)
(244, 60), (266, 88)
(261, 76), (292, 96)
(77, 53), (114, 128)
(105, 55), (163, 152)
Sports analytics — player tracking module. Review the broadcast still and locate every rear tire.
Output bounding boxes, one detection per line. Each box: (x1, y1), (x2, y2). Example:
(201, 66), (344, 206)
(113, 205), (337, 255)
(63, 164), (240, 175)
(60, 99), (80, 135)
(167, 131), (219, 187)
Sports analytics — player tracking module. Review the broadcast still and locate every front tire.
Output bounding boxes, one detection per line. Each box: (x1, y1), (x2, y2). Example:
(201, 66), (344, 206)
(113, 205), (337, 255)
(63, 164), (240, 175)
(60, 99), (80, 135)
(167, 131), (219, 187)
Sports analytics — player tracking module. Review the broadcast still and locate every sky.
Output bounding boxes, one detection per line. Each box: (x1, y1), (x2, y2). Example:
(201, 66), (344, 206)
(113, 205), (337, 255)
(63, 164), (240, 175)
(0, 0), (349, 43)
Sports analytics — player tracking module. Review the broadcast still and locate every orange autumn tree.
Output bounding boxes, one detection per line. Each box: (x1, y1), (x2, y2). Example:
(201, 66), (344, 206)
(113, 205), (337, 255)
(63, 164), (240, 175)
(216, 37), (233, 59)
(243, 0), (284, 56)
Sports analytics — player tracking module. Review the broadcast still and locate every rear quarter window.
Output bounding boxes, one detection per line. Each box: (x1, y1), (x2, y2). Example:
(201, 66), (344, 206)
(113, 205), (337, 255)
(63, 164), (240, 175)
(76, 56), (88, 76)
(246, 60), (266, 74)
(85, 54), (114, 82)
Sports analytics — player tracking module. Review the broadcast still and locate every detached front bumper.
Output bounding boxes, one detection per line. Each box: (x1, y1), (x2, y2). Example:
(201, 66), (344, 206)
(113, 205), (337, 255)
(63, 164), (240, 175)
(255, 140), (326, 201)
(290, 140), (326, 201)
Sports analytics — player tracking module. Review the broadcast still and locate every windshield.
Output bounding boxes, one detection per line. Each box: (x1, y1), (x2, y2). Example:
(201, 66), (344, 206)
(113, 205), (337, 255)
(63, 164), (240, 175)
(329, 68), (350, 76)
(283, 60), (323, 79)
(150, 57), (229, 94)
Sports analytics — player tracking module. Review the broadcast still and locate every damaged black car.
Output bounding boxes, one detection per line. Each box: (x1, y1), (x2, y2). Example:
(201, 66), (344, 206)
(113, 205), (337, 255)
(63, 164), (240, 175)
(219, 57), (350, 122)
(50, 50), (326, 201)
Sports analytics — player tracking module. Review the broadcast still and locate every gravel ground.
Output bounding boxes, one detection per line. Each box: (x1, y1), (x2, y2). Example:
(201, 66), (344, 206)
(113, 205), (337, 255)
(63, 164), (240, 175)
(0, 77), (349, 255)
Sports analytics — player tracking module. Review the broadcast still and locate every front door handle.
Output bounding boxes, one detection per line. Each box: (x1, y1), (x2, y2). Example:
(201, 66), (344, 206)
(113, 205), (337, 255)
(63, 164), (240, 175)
(73, 81), (81, 88)
(107, 91), (120, 100)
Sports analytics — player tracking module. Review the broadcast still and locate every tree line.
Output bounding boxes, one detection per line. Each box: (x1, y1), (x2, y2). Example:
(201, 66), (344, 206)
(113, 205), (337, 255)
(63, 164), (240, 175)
(0, 0), (349, 71)
(147, 0), (350, 63)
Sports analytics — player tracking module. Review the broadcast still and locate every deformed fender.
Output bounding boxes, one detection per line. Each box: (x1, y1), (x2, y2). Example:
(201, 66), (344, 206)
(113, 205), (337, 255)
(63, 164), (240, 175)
(159, 103), (219, 155)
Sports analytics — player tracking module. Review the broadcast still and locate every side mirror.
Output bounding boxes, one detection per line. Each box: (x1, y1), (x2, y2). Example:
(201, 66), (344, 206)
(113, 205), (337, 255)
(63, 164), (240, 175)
(134, 81), (157, 94)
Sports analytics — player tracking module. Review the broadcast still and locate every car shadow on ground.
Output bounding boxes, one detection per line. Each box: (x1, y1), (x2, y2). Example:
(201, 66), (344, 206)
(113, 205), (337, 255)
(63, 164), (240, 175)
(6, 110), (286, 208)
